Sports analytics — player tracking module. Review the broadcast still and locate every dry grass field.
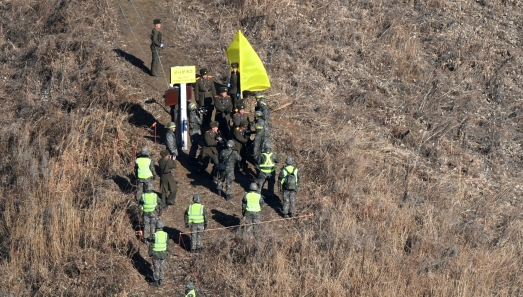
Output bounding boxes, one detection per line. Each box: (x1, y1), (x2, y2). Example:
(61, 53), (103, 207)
(1, 0), (523, 296)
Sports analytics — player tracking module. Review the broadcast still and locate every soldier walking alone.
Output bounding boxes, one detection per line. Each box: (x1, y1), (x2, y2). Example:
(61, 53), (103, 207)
(149, 220), (168, 287)
(278, 156), (300, 218)
(242, 183), (265, 236)
(150, 19), (163, 77)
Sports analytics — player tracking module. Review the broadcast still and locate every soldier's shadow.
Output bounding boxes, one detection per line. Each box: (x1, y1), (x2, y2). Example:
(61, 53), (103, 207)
(163, 226), (191, 252)
(261, 190), (284, 218)
(211, 209), (241, 230)
(113, 48), (150, 75)
(131, 251), (154, 282)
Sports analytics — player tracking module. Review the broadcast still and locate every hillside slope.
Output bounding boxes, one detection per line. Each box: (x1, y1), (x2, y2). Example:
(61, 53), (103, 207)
(1, 0), (523, 296)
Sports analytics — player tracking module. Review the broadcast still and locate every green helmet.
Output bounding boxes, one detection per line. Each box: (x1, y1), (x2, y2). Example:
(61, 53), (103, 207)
(285, 156), (294, 165)
(254, 92), (264, 99)
(156, 220), (164, 229)
(193, 194), (201, 203)
(145, 182), (154, 192)
(258, 98), (267, 106)
(263, 142), (272, 152)
(249, 182), (258, 191)
(167, 122), (176, 129)
(188, 102), (197, 110)
(227, 140), (235, 148)
(255, 110), (263, 118)
(186, 281), (195, 289)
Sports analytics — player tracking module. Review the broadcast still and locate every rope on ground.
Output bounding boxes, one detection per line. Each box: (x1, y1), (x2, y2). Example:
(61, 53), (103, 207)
(129, 0), (148, 32)
(117, 1), (145, 55)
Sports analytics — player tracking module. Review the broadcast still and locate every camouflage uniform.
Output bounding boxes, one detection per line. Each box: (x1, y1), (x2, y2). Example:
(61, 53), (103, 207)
(141, 190), (160, 241)
(253, 118), (270, 161)
(278, 164), (301, 217)
(242, 189), (265, 235)
(150, 25), (162, 76)
(184, 201), (208, 252)
(148, 224), (168, 286)
(135, 155), (157, 201)
(214, 93), (233, 140)
(188, 106), (203, 161)
(194, 70), (216, 125)
(216, 147), (241, 200)
(158, 152), (177, 206)
(165, 128), (178, 157)
(256, 151), (280, 195)
(255, 102), (271, 126)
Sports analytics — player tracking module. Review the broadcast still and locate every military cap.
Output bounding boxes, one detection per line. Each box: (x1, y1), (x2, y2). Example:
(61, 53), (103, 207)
(160, 150), (169, 158)
(231, 62), (239, 68)
(237, 104), (245, 110)
(210, 121), (219, 128)
(239, 121), (248, 128)
(200, 68), (208, 75)
(153, 19), (161, 25)
(220, 86), (228, 93)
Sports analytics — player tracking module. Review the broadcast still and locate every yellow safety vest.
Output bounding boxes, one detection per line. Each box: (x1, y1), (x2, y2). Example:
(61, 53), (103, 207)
(259, 152), (275, 173)
(141, 192), (157, 212)
(280, 165), (298, 185)
(136, 157), (153, 179)
(152, 230), (168, 252)
(245, 192), (261, 212)
(188, 203), (204, 224)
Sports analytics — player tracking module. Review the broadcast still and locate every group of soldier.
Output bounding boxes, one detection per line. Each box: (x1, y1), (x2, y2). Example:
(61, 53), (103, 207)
(141, 18), (301, 292)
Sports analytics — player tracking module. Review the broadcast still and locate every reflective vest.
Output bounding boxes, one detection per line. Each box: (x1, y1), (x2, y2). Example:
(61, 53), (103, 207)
(152, 230), (168, 252)
(280, 165), (298, 184)
(136, 157), (153, 179)
(245, 192), (261, 212)
(141, 192), (157, 213)
(188, 203), (204, 224)
(259, 152), (275, 173)
(185, 289), (196, 297)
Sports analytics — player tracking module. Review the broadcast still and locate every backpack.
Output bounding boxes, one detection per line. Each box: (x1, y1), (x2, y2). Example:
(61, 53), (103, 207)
(284, 167), (297, 190)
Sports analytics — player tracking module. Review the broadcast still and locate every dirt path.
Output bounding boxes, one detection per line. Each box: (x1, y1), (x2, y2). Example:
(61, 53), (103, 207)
(114, 1), (302, 295)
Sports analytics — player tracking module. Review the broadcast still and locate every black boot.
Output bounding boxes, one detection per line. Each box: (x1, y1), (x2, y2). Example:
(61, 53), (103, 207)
(226, 194), (232, 201)
(217, 189), (221, 197)
(158, 279), (163, 286)
(149, 280), (160, 287)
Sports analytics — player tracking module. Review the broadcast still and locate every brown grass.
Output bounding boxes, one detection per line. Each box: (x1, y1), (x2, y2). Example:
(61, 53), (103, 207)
(1, 0), (523, 295)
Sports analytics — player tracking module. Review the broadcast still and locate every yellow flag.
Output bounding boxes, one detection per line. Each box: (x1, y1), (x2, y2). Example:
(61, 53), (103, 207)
(226, 30), (271, 92)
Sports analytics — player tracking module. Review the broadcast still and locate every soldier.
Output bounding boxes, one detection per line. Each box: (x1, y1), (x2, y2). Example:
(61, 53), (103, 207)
(200, 121), (222, 179)
(255, 93), (271, 125)
(217, 140), (242, 201)
(149, 220), (168, 287)
(141, 182), (160, 243)
(231, 104), (249, 129)
(278, 157), (301, 218)
(227, 62), (242, 110)
(194, 68), (217, 126)
(135, 147), (157, 201)
(184, 281), (198, 297)
(214, 87), (233, 140)
(150, 19), (164, 77)
(165, 121), (178, 158)
(158, 150), (177, 207)
(253, 111), (268, 162)
(242, 183), (265, 236)
(184, 194), (208, 253)
(256, 143), (280, 196)
(188, 102), (203, 165)
(232, 121), (250, 172)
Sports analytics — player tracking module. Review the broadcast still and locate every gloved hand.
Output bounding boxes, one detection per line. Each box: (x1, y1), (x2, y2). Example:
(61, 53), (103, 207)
(160, 44), (164, 48)
(227, 83), (231, 87)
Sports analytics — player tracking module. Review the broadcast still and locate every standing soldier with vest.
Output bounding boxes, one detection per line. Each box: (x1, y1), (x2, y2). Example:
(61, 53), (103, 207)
(227, 62), (242, 110)
(141, 182), (160, 243)
(232, 121), (250, 172)
(242, 183), (265, 236)
(278, 157), (301, 218)
(150, 19), (163, 77)
(135, 147), (157, 201)
(217, 140), (242, 201)
(148, 220), (169, 287)
(158, 150), (177, 207)
(184, 281), (198, 297)
(214, 87), (233, 140)
(188, 102), (203, 165)
(184, 194), (208, 253)
(256, 143), (280, 196)
(165, 122), (178, 158)
(200, 121), (222, 179)
(194, 68), (216, 126)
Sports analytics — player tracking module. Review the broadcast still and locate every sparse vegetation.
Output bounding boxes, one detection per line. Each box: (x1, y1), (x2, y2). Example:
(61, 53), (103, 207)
(1, 0), (523, 296)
